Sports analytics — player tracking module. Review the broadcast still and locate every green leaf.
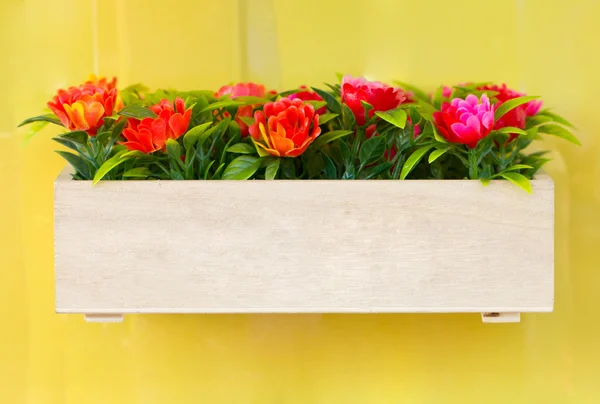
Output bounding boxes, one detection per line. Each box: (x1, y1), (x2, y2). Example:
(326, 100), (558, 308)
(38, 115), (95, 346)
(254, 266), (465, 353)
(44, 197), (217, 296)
(364, 162), (393, 179)
(227, 143), (256, 154)
(342, 103), (356, 129)
(538, 110), (576, 129)
(119, 90), (142, 106)
(311, 88), (341, 114)
(307, 100), (328, 110)
(322, 152), (337, 179)
(276, 89), (301, 98)
(199, 100), (243, 113)
(166, 139), (182, 163)
(494, 96), (540, 121)
(221, 155), (261, 180)
(229, 120), (241, 140)
(428, 147), (450, 163)
(265, 158), (280, 180)
(311, 130), (353, 149)
(375, 108), (407, 129)
(57, 130), (88, 145)
(92, 149), (129, 185)
(239, 116), (256, 126)
(117, 105), (157, 119)
(305, 150), (325, 178)
(18, 113), (62, 127)
(234, 96), (269, 105)
(191, 95), (210, 125)
(318, 113), (339, 125)
(537, 124), (581, 145)
(52, 136), (79, 152)
(211, 162), (226, 180)
(432, 86), (444, 110)
(324, 83), (341, 96)
(480, 178), (491, 187)
(493, 126), (528, 136)
(359, 136), (386, 166)
(252, 140), (271, 157)
(55, 151), (91, 180)
(526, 115), (554, 127)
(392, 80), (431, 103)
(122, 167), (152, 178)
(432, 124), (447, 144)
(122, 82), (150, 95)
(400, 145), (434, 179)
(499, 172), (532, 194)
(184, 122), (212, 150)
(361, 100), (373, 116)
(22, 120), (50, 145)
(502, 164), (534, 172)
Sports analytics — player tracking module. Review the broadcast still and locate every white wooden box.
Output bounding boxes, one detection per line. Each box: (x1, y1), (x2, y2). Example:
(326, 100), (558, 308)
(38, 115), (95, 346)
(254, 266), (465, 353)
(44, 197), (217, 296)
(54, 167), (554, 323)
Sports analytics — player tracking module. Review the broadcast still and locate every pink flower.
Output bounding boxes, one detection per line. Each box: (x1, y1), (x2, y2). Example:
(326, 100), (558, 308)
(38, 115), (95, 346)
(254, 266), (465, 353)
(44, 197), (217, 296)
(524, 99), (543, 116)
(288, 86), (326, 115)
(215, 82), (267, 136)
(433, 94), (495, 148)
(215, 82), (266, 99)
(442, 86), (453, 98)
(341, 75), (406, 125)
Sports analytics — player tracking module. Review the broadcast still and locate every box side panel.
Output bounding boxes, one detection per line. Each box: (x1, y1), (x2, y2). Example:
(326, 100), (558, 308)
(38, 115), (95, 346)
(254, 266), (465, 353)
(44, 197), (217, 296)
(55, 178), (554, 313)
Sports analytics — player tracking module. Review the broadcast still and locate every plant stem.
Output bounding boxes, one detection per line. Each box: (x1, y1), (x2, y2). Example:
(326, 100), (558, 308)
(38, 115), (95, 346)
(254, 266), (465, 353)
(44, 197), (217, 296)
(468, 149), (479, 179)
(499, 143), (507, 171)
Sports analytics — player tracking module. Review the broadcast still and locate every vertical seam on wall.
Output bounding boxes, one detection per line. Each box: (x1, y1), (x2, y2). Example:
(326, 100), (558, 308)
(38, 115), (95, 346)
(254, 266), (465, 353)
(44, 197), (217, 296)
(236, 0), (247, 81)
(91, 0), (98, 75)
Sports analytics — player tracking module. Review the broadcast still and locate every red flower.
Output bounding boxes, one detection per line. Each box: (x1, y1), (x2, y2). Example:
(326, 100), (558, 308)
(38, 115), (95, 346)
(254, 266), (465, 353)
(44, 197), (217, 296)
(248, 98), (321, 157)
(476, 84), (542, 140)
(433, 94), (495, 149)
(288, 86), (326, 115)
(47, 84), (120, 136)
(341, 75), (406, 125)
(120, 97), (192, 154)
(215, 82), (267, 136)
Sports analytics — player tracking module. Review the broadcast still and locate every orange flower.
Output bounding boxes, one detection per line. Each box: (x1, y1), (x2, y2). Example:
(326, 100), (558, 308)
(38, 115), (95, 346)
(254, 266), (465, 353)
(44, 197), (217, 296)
(248, 98), (321, 157)
(120, 97), (192, 154)
(85, 74), (118, 91)
(47, 83), (120, 135)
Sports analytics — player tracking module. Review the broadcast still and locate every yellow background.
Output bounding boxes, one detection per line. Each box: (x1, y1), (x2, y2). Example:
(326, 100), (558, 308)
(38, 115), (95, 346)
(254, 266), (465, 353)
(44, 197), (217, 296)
(1, 0), (599, 402)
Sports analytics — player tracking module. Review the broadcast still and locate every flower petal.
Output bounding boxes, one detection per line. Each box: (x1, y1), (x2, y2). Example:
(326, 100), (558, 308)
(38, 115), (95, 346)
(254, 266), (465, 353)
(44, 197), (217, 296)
(63, 102), (89, 130)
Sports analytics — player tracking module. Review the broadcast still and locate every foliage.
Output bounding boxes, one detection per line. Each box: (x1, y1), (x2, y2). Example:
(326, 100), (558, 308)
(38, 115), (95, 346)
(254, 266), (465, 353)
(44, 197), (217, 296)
(19, 74), (579, 192)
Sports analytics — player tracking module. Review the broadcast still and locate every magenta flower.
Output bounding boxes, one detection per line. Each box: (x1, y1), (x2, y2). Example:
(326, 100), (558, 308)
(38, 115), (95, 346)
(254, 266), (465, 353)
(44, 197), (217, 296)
(341, 75), (405, 125)
(442, 86), (453, 98)
(524, 99), (543, 116)
(433, 94), (495, 148)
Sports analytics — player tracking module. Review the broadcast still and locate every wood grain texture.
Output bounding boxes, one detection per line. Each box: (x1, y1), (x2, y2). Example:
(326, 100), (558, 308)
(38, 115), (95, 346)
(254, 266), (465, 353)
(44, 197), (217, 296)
(54, 168), (554, 314)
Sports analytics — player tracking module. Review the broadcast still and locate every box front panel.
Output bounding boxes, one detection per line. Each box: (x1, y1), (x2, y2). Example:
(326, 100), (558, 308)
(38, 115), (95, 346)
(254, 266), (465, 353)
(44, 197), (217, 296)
(55, 176), (554, 313)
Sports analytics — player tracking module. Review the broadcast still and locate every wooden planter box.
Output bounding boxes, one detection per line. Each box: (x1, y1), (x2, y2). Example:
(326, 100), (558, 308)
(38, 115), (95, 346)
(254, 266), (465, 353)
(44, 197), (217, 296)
(54, 167), (554, 323)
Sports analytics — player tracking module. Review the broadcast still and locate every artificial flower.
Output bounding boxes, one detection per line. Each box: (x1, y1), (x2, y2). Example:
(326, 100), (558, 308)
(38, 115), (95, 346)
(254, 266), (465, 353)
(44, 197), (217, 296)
(433, 94), (495, 148)
(85, 74), (118, 91)
(288, 86), (326, 115)
(120, 97), (192, 153)
(215, 82), (267, 136)
(477, 83), (542, 129)
(248, 98), (321, 157)
(47, 84), (120, 136)
(341, 75), (406, 125)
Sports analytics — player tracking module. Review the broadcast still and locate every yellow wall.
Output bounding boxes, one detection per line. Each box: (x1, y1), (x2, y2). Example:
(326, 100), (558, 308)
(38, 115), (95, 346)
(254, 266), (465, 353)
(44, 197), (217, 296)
(1, 0), (599, 402)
